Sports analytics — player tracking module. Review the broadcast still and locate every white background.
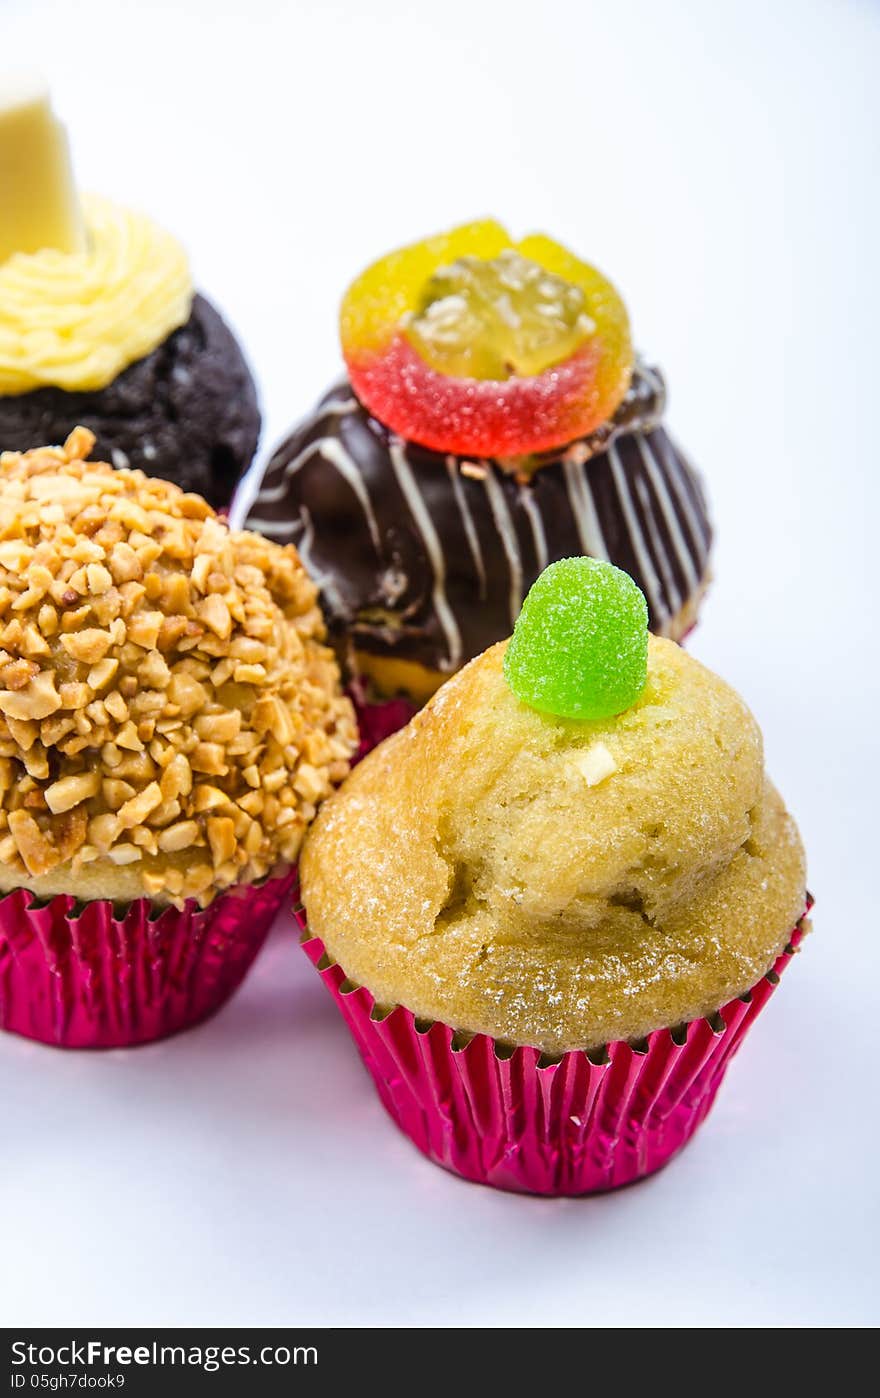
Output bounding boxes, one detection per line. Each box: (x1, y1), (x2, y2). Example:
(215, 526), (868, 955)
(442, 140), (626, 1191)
(1, 0), (877, 1328)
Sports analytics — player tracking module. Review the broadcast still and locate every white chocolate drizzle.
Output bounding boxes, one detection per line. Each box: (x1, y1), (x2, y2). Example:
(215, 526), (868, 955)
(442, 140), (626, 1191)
(656, 434), (712, 562)
(518, 483), (549, 573)
(635, 433), (699, 593)
(254, 435), (382, 557)
(481, 469), (524, 626)
(388, 440), (463, 671)
(446, 455), (487, 599)
(607, 440), (664, 620)
(562, 458), (609, 560)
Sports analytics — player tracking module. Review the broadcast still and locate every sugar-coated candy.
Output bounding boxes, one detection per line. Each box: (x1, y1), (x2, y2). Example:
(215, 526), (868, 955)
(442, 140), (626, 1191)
(503, 557), (648, 720)
(340, 222), (633, 459)
(407, 249), (594, 381)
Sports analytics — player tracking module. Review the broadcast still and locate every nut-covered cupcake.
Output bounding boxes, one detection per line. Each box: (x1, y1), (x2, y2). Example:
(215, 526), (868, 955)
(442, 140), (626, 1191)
(245, 221), (711, 721)
(0, 428), (357, 1048)
(299, 559), (806, 1195)
(0, 79), (260, 507)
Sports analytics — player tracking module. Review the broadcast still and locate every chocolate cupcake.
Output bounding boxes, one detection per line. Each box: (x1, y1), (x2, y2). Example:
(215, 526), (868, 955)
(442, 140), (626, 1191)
(0, 82), (259, 507)
(244, 222), (712, 705)
(0, 428), (357, 1047)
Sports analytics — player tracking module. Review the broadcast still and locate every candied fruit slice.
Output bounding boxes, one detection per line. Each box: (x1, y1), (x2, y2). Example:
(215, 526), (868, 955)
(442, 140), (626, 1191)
(503, 557), (648, 720)
(341, 220), (510, 359)
(340, 222), (633, 458)
(407, 249), (595, 380)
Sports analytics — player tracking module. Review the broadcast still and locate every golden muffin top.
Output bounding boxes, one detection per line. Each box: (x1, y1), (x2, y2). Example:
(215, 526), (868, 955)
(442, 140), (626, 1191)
(301, 636), (805, 1053)
(0, 429), (357, 907)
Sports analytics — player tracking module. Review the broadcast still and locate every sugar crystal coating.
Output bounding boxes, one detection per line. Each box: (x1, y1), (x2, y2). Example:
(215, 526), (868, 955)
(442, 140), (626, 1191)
(503, 557), (648, 719)
(406, 249), (594, 381)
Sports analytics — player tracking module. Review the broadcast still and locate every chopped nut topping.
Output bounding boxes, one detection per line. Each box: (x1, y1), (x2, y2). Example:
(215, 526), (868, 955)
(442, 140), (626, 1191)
(157, 819), (200, 853)
(8, 808), (58, 875)
(60, 628), (114, 664)
(460, 461), (489, 481)
(0, 669), (61, 720)
(569, 742), (618, 788)
(0, 430), (358, 906)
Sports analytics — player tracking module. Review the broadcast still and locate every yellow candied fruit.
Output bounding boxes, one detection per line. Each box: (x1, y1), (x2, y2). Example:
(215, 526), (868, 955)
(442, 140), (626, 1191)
(405, 249), (595, 381)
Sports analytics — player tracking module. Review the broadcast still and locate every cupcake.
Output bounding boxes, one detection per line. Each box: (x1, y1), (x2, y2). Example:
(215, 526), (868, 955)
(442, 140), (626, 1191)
(0, 428), (357, 1048)
(0, 79), (259, 507)
(244, 221), (711, 726)
(298, 558), (807, 1195)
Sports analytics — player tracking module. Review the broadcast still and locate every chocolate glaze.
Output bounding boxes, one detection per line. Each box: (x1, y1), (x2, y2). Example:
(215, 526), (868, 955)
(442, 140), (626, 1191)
(245, 363), (711, 676)
(0, 294), (260, 508)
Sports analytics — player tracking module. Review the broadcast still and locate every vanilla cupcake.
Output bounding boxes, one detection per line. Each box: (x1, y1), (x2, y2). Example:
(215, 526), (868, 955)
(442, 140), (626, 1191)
(299, 558), (807, 1195)
(0, 428), (357, 1047)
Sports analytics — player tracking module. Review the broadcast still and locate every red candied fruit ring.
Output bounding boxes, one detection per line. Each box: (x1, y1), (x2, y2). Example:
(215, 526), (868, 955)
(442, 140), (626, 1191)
(350, 333), (602, 459)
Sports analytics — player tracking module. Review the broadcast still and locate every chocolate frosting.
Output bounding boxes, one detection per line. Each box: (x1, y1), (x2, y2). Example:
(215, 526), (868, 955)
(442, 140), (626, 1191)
(245, 363), (711, 675)
(0, 294), (260, 508)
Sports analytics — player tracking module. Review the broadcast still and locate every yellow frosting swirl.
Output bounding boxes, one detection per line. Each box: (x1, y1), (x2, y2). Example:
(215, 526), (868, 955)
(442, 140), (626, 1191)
(0, 195), (193, 395)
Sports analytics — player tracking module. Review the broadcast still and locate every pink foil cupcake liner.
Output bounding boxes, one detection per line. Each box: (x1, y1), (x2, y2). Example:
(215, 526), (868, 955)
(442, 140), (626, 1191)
(346, 681), (415, 762)
(0, 869), (295, 1050)
(298, 900), (810, 1196)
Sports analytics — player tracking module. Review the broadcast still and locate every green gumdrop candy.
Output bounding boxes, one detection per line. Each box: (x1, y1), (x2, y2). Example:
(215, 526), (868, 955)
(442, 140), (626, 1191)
(502, 557), (648, 720)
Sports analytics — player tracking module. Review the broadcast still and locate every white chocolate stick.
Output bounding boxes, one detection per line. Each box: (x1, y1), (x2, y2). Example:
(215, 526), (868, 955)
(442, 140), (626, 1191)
(0, 74), (86, 263)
